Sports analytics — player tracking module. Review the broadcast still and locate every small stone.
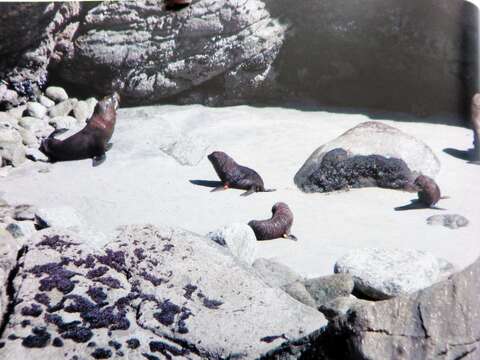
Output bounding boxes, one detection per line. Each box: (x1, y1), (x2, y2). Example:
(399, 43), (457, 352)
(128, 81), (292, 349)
(14, 205), (37, 221)
(18, 117), (48, 132)
(73, 100), (93, 123)
(45, 86), (68, 102)
(427, 214), (469, 229)
(252, 258), (303, 288)
(5, 223), (23, 238)
(48, 98), (78, 118)
(281, 281), (317, 308)
(6, 105), (27, 119)
(206, 223), (257, 265)
(26, 102), (47, 119)
(17, 128), (38, 147)
(0, 127), (25, 166)
(49, 116), (78, 129)
(38, 95), (55, 108)
(303, 273), (355, 307)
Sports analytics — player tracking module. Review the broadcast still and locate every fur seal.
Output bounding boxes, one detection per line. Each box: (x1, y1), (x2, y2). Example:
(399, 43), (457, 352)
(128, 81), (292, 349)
(471, 93), (480, 162)
(248, 202), (297, 241)
(207, 151), (276, 196)
(39, 93), (120, 167)
(414, 175), (443, 208)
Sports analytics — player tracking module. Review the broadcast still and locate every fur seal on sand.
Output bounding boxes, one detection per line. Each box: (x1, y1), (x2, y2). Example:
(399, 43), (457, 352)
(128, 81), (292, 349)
(414, 175), (443, 208)
(39, 93), (120, 167)
(207, 151), (276, 196)
(248, 202), (297, 241)
(471, 93), (480, 162)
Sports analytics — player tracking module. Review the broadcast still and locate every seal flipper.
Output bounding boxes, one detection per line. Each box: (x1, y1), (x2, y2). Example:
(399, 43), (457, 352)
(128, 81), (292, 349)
(211, 184), (229, 192)
(241, 187), (256, 196)
(286, 234), (298, 241)
(92, 153), (106, 167)
(262, 188), (276, 193)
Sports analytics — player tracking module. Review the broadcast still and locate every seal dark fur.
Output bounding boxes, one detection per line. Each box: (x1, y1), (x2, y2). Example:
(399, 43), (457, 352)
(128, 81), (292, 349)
(304, 148), (415, 193)
(39, 93), (120, 167)
(415, 175), (442, 207)
(207, 151), (275, 196)
(248, 202), (297, 241)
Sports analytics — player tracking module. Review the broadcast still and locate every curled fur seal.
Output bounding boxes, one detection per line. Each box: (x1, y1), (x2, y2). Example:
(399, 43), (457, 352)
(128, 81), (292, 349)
(207, 151), (276, 196)
(248, 202), (297, 241)
(39, 93), (120, 167)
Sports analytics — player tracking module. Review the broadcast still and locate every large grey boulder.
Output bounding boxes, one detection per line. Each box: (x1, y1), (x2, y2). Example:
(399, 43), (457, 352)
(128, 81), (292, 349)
(55, 0), (285, 106)
(0, 225), (325, 358)
(253, 258), (304, 288)
(262, 257), (480, 360)
(294, 122), (440, 192)
(334, 248), (454, 300)
(0, 3), (81, 107)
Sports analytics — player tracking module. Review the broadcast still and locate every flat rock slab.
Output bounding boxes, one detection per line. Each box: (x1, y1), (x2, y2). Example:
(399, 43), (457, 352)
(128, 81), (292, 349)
(334, 248), (453, 300)
(294, 121), (440, 192)
(427, 214), (469, 229)
(0, 225), (325, 359)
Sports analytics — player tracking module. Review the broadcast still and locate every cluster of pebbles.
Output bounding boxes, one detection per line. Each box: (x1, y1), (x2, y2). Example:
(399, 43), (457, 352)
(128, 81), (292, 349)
(0, 86), (97, 174)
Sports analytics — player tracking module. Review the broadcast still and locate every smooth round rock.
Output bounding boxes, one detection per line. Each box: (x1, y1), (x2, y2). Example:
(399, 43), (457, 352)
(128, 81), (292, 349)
(304, 273), (355, 306)
(45, 86), (68, 102)
(207, 223), (257, 265)
(26, 102), (47, 119)
(38, 95), (55, 108)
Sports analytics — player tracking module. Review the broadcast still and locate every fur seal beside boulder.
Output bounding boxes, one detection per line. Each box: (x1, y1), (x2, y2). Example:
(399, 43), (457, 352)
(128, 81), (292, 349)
(207, 151), (276, 196)
(39, 93), (120, 167)
(248, 202), (297, 241)
(415, 175), (444, 208)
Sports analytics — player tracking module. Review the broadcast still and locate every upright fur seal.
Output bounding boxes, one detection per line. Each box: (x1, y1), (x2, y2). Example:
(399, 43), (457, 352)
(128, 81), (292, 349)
(471, 93), (480, 162)
(207, 151), (276, 196)
(415, 175), (442, 208)
(248, 202), (297, 241)
(39, 93), (120, 167)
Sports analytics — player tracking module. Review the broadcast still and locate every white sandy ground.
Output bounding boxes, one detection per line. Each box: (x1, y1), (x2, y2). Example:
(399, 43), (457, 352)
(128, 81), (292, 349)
(2, 105), (480, 278)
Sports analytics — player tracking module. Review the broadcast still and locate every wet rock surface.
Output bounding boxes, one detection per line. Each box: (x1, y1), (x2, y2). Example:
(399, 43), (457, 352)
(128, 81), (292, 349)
(0, 225), (325, 359)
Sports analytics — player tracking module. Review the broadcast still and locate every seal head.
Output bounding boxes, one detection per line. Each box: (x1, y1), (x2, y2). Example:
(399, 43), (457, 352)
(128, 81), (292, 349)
(415, 175), (441, 207)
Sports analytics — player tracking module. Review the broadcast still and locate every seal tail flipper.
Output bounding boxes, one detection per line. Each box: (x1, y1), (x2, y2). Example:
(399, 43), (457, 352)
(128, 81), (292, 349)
(284, 234), (298, 241)
(430, 206), (447, 211)
(92, 154), (106, 167)
(241, 187), (256, 196)
(262, 188), (277, 193)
